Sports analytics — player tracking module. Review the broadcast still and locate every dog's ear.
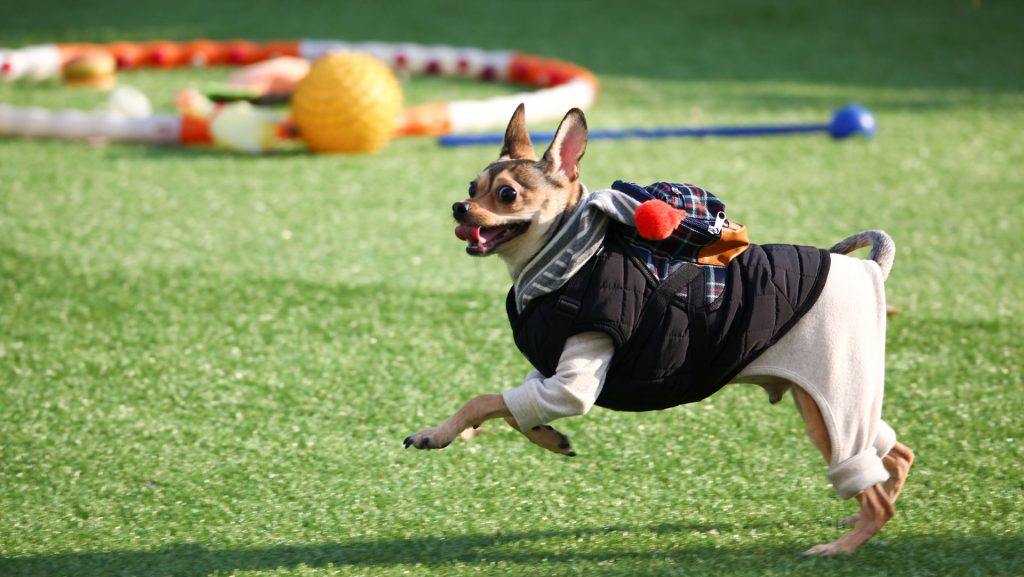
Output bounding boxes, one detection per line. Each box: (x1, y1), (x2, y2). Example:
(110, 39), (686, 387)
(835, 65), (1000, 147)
(499, 103), (537, 161)
(541, 108), (588, 181)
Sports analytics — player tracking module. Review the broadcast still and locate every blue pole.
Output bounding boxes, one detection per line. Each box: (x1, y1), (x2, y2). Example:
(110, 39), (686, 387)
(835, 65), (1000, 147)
(438, 104), (875, 147)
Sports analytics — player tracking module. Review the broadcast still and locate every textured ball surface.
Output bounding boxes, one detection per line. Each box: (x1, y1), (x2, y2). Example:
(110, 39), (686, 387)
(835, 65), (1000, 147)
(291, 53), (403, 153)
(634, 199), (685, 240)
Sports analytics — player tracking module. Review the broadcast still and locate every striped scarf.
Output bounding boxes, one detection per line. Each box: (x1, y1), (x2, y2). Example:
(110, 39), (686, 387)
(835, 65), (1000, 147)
(513, 184), (640, 313)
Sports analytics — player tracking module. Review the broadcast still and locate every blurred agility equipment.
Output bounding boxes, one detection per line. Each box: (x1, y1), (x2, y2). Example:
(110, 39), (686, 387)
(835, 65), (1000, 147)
(0, 39), (599, 153)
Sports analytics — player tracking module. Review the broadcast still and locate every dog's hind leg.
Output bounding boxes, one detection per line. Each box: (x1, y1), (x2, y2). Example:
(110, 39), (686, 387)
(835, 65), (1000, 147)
(793, 387), (895, 555)
(880, 441), (914, 502)
(842, 439), (914, 527)
(804, 484), (894, 556)
(793, 387), (833, 461)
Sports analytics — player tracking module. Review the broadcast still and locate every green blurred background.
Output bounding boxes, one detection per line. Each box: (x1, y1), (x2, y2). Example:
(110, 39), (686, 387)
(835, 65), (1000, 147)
(1, 1), (1021, 576)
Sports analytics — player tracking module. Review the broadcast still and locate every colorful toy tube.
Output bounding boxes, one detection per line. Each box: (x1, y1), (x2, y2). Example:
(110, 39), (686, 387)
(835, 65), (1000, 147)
(0, 105), (206, 144)
(0, 39), (598, 144)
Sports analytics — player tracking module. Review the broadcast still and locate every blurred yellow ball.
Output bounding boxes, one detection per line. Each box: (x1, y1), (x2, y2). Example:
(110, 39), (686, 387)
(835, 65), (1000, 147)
(291, 52), (403, 153)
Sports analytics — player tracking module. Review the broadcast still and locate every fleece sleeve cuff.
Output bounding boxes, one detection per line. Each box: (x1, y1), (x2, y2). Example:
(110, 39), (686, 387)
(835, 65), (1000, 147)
(827, 448), (891, 500)
(502, 372), (547, 431)
(501, 332), (615, 431)
(873, 421), (897, 458)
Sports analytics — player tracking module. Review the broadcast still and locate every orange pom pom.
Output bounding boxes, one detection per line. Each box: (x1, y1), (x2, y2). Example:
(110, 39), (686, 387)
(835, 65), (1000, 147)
(634, 199), (686, 240)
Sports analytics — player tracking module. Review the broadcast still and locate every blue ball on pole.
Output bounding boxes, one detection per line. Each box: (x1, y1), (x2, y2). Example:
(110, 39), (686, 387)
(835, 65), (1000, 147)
(828, 103), (877, 140)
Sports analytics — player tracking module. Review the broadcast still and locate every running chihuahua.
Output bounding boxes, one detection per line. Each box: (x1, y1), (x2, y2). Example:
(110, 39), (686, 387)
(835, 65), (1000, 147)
(404, 104), (913, 555)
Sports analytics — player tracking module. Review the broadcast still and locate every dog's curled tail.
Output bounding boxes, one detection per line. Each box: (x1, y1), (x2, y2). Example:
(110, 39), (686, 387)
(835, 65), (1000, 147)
(830, 230), (895, 281)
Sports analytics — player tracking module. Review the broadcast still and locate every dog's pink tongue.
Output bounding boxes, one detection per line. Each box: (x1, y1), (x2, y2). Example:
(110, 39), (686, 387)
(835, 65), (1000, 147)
(454, 224), (481, 243)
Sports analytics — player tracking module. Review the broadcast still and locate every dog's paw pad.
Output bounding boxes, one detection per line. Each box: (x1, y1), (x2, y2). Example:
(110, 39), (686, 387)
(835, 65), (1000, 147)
(802, 543), (846, 557)
(404, 433), (436, 450)
(460, 427), (484, 441)
(523, 424), (576, 456)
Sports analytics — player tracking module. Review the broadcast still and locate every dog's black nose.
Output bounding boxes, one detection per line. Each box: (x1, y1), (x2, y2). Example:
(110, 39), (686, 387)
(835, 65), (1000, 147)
(452, 202), (471, 218)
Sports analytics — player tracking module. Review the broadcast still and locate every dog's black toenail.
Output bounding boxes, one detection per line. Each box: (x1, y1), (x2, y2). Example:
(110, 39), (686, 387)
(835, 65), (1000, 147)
(403, 436), (413, 448)
(559, 442), (571, 449)
(566, 451), (577, 457)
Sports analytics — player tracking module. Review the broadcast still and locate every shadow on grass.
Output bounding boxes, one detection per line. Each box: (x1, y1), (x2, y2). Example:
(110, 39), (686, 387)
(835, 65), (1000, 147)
(1, 526), (1021, 577)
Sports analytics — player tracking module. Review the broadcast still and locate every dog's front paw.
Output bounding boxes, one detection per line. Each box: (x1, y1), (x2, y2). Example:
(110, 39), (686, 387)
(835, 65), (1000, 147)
(403, 428), (453, 450)
(525, 424), (576, 457)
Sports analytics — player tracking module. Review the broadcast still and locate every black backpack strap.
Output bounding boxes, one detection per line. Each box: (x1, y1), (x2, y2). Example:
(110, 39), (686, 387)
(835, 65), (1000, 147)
(629, 262), (702, 342)
(684, 268), (711, 365)
(554, 249), (602, 319)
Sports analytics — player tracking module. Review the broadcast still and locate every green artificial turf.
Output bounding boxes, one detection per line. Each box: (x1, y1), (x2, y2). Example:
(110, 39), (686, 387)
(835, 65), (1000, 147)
(1, 1), (1022, 576)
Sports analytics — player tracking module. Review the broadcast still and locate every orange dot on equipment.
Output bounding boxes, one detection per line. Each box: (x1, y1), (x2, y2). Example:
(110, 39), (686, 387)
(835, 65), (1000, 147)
(107, 42), (144, 69)
(147, 41), (184, 67)
(184, 40), (228, 66)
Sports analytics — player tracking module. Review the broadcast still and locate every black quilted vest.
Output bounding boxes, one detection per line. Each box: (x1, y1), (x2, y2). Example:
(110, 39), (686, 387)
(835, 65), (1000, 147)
(506, 226), (831, 412)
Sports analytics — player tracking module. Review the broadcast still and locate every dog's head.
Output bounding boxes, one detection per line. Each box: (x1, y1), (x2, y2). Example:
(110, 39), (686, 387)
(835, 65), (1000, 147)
(452, 104), (588, 273)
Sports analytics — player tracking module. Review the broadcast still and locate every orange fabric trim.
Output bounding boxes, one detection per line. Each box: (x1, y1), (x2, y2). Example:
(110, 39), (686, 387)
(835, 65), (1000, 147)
(697, 223), (750, 266)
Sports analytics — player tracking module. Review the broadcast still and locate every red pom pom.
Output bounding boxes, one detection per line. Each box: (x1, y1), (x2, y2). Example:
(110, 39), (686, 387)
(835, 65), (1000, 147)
(634, 200), (686, 241)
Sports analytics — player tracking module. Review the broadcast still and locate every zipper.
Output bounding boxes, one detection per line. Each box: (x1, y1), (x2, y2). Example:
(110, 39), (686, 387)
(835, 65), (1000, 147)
(708, 211), (727, 235)
(680, 217), (719, 242)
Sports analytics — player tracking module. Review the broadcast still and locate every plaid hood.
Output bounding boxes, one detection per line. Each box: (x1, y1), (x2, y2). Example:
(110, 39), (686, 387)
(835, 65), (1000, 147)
(512, 180), (732, 313)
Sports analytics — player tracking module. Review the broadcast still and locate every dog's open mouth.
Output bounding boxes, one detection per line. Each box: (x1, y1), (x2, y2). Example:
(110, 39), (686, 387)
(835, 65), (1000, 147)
(455, 223), (529, 256)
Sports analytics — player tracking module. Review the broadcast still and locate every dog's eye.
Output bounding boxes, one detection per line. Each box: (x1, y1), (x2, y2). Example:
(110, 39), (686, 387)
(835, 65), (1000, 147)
(497, 185), (518, 204)
(468, 181), (477, 197)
